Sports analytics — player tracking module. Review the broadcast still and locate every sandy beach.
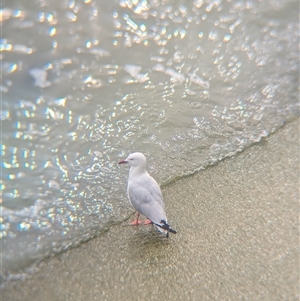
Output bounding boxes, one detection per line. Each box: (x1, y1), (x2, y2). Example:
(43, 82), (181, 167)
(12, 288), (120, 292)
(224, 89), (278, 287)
(2, 119), (299, 301)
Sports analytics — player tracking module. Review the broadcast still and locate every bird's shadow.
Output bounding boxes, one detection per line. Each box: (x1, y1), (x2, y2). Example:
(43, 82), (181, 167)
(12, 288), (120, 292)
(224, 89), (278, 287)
(122, 224), (173, 262)
(118, 211), (177, 264)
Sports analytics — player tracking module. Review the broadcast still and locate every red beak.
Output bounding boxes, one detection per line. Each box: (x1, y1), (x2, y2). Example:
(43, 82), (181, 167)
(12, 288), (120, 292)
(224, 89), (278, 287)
(118, 160), (127, 164)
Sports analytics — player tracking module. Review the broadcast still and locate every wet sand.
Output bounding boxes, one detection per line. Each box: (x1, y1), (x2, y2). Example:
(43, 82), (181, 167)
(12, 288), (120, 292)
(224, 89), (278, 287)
(2, 119), (299, 301)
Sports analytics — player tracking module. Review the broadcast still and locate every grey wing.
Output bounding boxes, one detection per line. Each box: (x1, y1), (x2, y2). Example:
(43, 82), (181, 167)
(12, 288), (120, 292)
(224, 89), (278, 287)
(146, 175), (165, 210)
(128, 184), (167, 225)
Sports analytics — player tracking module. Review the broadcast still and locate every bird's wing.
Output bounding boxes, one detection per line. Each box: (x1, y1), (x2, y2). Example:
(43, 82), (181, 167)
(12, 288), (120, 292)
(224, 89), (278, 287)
(128, 184), (167, 225)
(144, 173), (165, 210)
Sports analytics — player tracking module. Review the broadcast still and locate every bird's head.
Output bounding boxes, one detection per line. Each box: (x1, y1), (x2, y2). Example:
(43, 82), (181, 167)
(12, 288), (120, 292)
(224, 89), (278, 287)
(118, 152), (146, 167)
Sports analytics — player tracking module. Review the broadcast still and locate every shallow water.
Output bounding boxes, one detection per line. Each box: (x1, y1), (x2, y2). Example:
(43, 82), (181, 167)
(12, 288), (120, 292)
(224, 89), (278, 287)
(1, 0), (299, 282)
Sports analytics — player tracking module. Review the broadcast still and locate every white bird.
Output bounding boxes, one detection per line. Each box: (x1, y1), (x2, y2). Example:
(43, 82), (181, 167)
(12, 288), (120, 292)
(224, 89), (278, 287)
(118, 152), (177, 238)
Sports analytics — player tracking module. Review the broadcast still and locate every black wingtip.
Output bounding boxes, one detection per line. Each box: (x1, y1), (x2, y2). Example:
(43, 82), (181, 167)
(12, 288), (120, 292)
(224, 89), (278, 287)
(169, 228), (177, 234)
(160, 220), (177, 235)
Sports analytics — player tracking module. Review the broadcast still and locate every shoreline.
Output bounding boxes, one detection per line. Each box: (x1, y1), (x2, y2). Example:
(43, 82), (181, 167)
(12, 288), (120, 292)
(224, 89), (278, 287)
(2, 119), (299, 301)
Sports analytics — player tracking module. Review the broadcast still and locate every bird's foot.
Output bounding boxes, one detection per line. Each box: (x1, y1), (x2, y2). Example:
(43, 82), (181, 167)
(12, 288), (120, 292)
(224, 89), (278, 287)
(144, 219), (153, 225)
(129, 219), (142, 226)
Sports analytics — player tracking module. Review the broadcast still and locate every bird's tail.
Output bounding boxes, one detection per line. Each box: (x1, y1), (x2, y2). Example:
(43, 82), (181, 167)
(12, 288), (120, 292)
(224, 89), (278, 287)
(154, 220), (177, 238)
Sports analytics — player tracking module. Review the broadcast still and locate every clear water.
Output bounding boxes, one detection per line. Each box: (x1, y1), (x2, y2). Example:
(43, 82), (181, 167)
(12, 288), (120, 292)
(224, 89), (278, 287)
(1, 0), (299, 283)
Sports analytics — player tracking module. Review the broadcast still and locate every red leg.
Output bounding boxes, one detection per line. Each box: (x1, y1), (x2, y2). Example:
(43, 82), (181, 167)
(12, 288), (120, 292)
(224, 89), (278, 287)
(129, 212), (142, 225)
(144, 219), (153, 225)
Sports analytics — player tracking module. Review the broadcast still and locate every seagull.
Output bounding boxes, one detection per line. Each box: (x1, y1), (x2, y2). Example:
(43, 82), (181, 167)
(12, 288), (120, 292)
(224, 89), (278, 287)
(118, 152), (177, 238)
